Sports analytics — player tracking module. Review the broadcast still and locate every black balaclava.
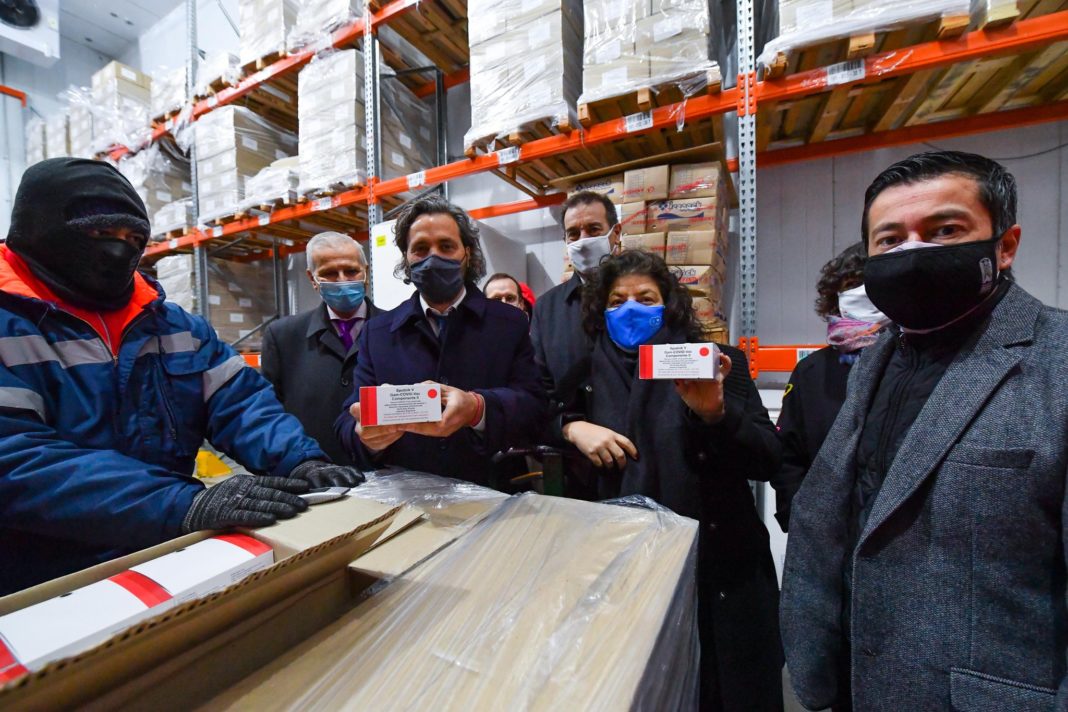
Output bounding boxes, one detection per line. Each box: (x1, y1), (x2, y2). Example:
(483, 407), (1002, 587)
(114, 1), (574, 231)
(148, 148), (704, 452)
(7, 157), (150, 311)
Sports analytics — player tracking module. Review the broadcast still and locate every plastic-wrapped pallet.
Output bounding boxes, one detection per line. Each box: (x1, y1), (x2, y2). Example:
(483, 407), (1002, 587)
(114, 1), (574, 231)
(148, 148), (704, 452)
(241, 157), (300, 211)
(154, 254), (278, 349)
(297, 50), (365, 195)
(24, 117), (45, 167)
(380, 73), (435, 193)
(44, 112), (70, 159)
(151, 65), (187, 120)
(194, 106), (297, 222)
(68, 95), (95, 159)
(91, 61), (152, 152)
(758, 0), (970, 69)
(196, 52), (241, 97)
(464, 0), (582, 153)
(239, 0), (299, 68)
(151, 198), (194, 239)
(118, 146), (192, 226)
(288, 0), (359, 51)
(580, 0), (718, 107)
(203, 493), (700, 710)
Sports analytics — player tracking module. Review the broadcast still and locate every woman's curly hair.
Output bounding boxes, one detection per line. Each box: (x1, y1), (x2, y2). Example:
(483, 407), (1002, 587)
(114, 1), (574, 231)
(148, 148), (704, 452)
(581, 249), (705, 342)
(815, 243), (866, 318)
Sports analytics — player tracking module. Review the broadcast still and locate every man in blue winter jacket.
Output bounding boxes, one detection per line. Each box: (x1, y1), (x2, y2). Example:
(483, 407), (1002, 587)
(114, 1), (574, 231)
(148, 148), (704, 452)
(0, 158), (364, 595)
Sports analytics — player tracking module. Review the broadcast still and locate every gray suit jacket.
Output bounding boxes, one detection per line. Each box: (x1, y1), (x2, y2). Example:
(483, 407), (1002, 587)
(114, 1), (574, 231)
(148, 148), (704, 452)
(781, 283), (1068, 711)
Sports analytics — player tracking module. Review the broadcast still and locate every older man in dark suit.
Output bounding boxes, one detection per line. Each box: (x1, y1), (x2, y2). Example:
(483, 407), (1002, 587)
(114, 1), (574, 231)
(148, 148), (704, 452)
(261, 231), (381, 466)
(781, 150), (1068, 710)
(334, 196), (546, 487)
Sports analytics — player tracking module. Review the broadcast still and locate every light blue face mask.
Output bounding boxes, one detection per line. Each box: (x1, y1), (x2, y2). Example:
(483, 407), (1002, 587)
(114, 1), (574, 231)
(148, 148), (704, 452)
(604, 299), (665, 351)
(317, 279), (366, 313)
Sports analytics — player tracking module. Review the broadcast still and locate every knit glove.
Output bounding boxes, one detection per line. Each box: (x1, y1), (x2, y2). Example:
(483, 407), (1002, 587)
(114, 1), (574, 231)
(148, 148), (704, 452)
(290, 459), (367, 489)
(181, 475), (310, 534)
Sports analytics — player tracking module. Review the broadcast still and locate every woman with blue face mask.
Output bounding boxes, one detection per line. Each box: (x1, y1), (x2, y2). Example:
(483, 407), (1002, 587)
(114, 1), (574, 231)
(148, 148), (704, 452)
(552, 249), (785, 712)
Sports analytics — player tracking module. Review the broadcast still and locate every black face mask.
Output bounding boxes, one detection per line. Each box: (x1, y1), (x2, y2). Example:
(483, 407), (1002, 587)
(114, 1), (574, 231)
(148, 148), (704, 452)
(863, 237), (1001, 332)
(6, 157), (150, 311)
(408, 254), (465, 304)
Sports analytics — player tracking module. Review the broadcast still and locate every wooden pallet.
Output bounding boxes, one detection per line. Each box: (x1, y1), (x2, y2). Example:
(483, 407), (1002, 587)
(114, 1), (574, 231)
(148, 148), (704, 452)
(195, 75), (237, 101)
(151, 108), (183, 127)
(151, 225), (192, 242)
(463, 111), (577, 159)
(578, 68), (722, 128)
(757, 0), (1068, 151)
(241, 49), (287, 77)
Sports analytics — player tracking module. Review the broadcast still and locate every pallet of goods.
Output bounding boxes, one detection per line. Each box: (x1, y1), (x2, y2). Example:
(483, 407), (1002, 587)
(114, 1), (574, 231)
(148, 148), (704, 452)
(91, 61), (153, 153)
(195, 52), (242, 99)
(578, 0), (721, 127)
(238, 0), (299, 72)
(194, 106), (297, 225)
(151, 198), (195, 241)
(288, 0), (359, 51)
(43, 111), (70, 160)
(67, 94), (94, 159)
(241, 159), (301, 214)
(381, 69), (437, 200)
(24, 117), (45, 167)
(118, 146), (192, 233)
(150, 65), (187, 125)
(297, 49), (366, 196)
(463, 0), (582, 156)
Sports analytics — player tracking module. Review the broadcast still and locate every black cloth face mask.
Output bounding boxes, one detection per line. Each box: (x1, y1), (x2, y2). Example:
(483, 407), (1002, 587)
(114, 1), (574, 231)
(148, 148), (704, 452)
(6, 157), (150, 311)
(863, 236), (1001, 332)
(408, 254), (465, 304)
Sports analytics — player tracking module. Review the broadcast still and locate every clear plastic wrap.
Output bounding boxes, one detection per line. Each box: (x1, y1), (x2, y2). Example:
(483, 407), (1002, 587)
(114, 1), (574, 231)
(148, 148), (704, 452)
(758, 0), (970, 69)
(238, 0), (299, 68)
(464, 0), (583, 151)
(288, 0), (359, 52)
(90, 61), (153, 153)
(151, 197), (194, 238)
(194, 106), (297, 221)
(43, 111), (69, 159)
(24, 116), (45, 167)
(240, 157), (300, 210)
(579, 0), (719, 107)
(150, 65), (187, 120)
(65, 88), (95, 159)
(118, 144), (192, 226)
(195, 52), (241, 97)
(297, 49), (366, 194)
(380, 71), (435, 194)
(213, 492), (699, 710)
(349, 468), (508, 526)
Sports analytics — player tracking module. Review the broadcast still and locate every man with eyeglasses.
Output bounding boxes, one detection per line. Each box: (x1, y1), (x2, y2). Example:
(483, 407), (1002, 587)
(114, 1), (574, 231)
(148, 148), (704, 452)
(261, 231), (382, 466)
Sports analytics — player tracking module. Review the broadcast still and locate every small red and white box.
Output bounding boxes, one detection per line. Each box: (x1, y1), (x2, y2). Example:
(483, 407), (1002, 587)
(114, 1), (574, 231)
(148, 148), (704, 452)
(638, 343), (719, 380)
(129, 533), (273, 605)
(360, 384), (442, 426)
(0, 534), (273, 682)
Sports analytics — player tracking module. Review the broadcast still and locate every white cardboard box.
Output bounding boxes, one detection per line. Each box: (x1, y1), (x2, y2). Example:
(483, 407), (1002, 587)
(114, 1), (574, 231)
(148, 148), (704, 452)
(638, 343), (719, 380)
(360, 385), (443, 426)
(130, 533), (273, 605)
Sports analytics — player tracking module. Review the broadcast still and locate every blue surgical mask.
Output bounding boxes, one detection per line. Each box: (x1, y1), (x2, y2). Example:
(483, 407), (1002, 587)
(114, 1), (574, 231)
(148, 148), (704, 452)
(604, 300), (665, 351)
(317, 279), (365, 313)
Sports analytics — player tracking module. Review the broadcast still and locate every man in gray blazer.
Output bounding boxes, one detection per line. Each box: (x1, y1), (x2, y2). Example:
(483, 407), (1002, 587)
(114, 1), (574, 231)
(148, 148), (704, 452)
(781, 150), (1068, 710)
(261, 232), (381, 467)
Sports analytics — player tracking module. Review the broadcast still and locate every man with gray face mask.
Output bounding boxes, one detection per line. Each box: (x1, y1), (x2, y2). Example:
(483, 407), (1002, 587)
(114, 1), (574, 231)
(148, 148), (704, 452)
(781, 151), (1068, 710)
(530, 191), (621, 423)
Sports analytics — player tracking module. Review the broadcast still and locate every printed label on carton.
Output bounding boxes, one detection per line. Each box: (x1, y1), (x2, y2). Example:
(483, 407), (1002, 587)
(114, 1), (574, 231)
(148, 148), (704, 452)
(638, 343), (718, 380)
(360, 384), (443, 427)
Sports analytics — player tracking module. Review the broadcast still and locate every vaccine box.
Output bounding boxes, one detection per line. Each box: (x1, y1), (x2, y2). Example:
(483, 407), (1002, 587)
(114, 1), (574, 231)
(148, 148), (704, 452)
(129, 534), (274, 605)
(360, 384), (443, 426)
(638, 343), (719, 380)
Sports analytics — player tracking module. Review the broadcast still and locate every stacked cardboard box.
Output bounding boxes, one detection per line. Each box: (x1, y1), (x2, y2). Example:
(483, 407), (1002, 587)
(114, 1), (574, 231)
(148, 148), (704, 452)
(580, 0), (717, 104)
(68, 99), (94, 159)
(568, 172), (625, 204)
(150, 65), (187, 120)
(155, 255), (278, 349)
(380, 74), (435, 194)
(195, 52), (240, 97)
(44, 112), (69, 159)
(24, 117), (45, 167)
(238, 0), (299, 67)
(465, 0), (582, 151)
(289, 0), (358, 50)
(118, 146), (192, 227)
(151, 198), (194, 238)
(297, 49), (365, 194)
(242, 158), (299, 210)
(91, 61), (152, 151)
(195, 106), (296, 221)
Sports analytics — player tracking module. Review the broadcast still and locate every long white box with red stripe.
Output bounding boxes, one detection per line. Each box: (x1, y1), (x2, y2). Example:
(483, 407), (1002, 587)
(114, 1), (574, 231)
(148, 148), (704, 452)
(638, 343), (718, 380)
(0, 534), (272, 682)
(360, 384), (442, 427)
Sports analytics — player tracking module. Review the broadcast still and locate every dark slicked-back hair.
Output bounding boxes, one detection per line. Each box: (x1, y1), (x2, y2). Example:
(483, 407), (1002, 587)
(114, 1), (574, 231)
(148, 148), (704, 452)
(562, 190), (618, 227)
(393, 195), (487, 282)
(816, 243), (866, 318)
(861, 150), (1018, 252)
(581, 249), (704, 342)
